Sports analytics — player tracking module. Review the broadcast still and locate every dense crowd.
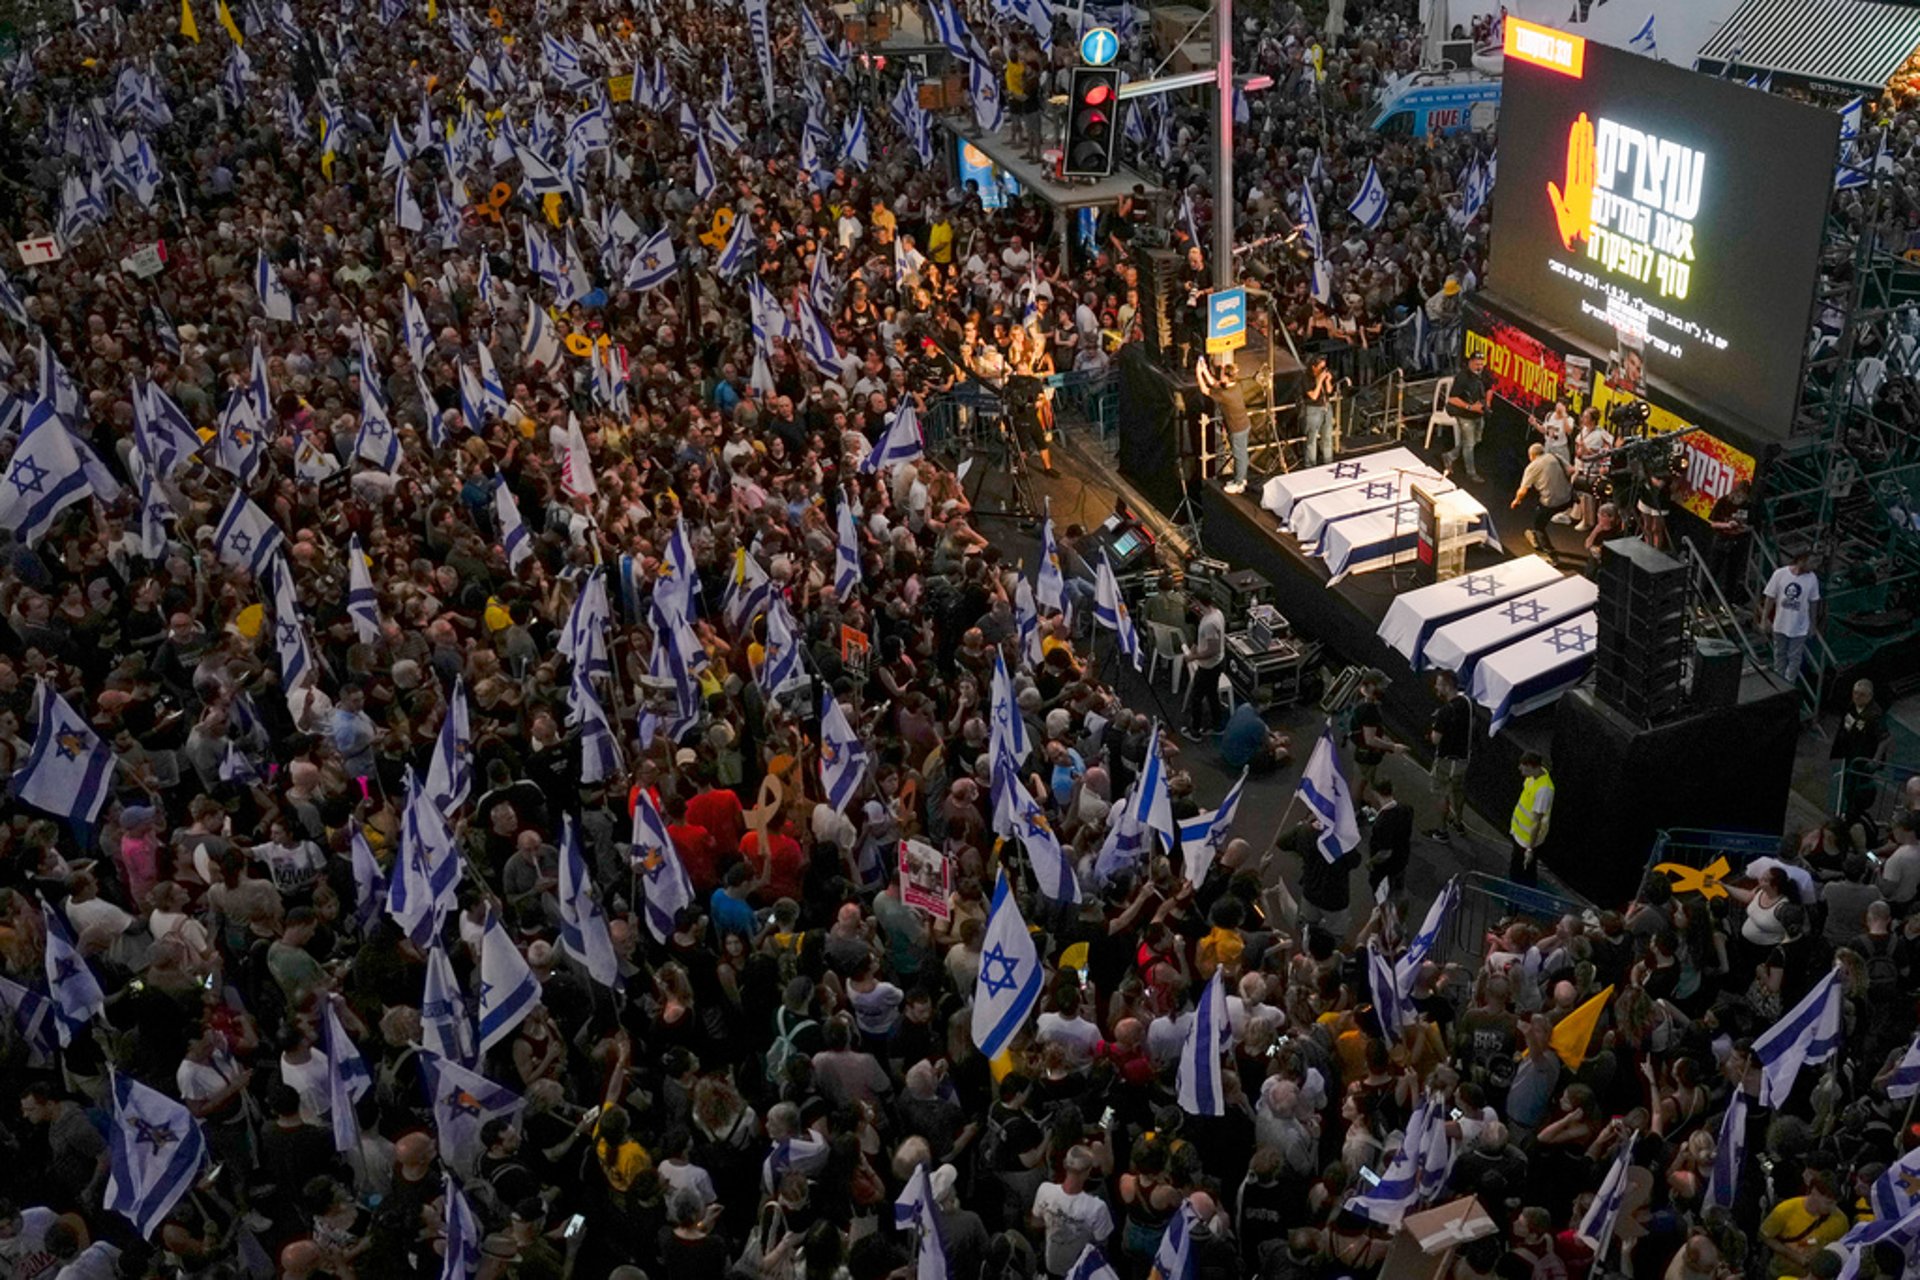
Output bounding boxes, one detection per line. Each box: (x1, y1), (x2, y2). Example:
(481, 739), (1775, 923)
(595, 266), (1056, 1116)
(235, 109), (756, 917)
(0, 0), (1918, 1279)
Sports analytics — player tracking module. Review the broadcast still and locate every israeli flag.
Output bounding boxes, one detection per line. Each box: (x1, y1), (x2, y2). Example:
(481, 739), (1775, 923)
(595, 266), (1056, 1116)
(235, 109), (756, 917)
(1345, 1095), (1442, 1228)
(0, 399), (94, 548)
(1011, 771), (1079, 905)
(1577, 1133), (1639, 1256)
(930, 0), (970, 60)
(749, 275), (794, 343)
(708, 107), (744, 153)
(1703, 1083), (1747, 1211)
(842, 107), (870, 170)
(320, 998), (372, 1154)
(894, 1162), (949, 1280)
(40, 898), (106, 1044)
(1175, 767), (1246, 886)
(1132, 722), (1176, 841)
(355, 380), (401, 474)
(1871, 1143), (1920, 1221)
(401, 285), (433, 365)
(1753, 966), (1844, 1106)
(476, 255), (496, 311)
(1036, 497), (1067, 618)
(759, 594), (804, 694)
(496, 481), (533, 571)
(422, 936), (475, 1066)
(218, 737), (261, 786)
(382, 116), (412, 177)
(1067, 1245), (1120, 1280)
(834, 493), (861, 596)
(423, 676), (472, 814)
(215, 391), (264, 486)
(692, 131), (717, 201)
(972, 868), (1043, 1058)
(267, 555), (314, 691)
(476, 909), (540, 1052)
(1394, 876), (1459, 992)
(1296, 725), (1359, 863)
(559, 570), (612, 680)
(420, 1051), (524, 1176)
(990, 649), (1029, 768)
(970, 56), (1003, 134)
(342, 533), (380, 643)
(1888, 1030), (1920, 1100)
(104, 1072), (208, 1239)
(625, 226), (677, 292)
(1367, 939), (1408, 1037)
(558, 815), (622, 990)
(0, 270), (28, 325)
(522, 298), (562, 370)
(1149, 1201), (1200, 1280)
(388, 774), (463, 945)
(0, 975), (58, 1066)
(442, 1175), (480, 1280)
(1092, 547), (1125, 631)
(1299, 181), (1332, 304)
(722, 547), (773, 634)
(1094, 782), (1150, 886)
(1347, 160), (1388, 230)
(1013, 578), (1042, 669)
(350, 821), (386, 930)
(37, 340), (82, 421)
(210, 489), (284, 580)
(1627, 12), (1656, 56)
(633, 789), (696, 943)
(820, 689), (869, 814)
(716, 210), (755, 279)
(745, 0), (775, 101)
(858, 401), (925, 476)
(799, 298), (844, 379)
(17, 682), (117, 840)
(1840, 95), (1868, 143)
(1176, 969), (1230, 1115)
(569, 665), (622, 785)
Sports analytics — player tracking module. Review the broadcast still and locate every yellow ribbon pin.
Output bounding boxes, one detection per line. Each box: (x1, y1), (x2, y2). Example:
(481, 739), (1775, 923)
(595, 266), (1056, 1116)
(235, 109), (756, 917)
(1653, 855), (1732, 900)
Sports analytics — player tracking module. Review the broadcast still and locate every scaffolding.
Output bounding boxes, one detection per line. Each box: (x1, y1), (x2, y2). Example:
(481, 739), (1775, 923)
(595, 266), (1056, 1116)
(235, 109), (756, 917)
(1748, 134), (1920, 707)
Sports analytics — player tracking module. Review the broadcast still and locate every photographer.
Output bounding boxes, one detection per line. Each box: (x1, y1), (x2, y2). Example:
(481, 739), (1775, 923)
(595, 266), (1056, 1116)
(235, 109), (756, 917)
(1509, 444), (1576, 557)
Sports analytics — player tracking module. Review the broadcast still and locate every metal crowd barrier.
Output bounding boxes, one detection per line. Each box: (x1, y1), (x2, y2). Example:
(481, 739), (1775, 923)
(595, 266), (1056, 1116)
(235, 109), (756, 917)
(1637, 827), (1785, 892)
(1432, 870), (1590, 977)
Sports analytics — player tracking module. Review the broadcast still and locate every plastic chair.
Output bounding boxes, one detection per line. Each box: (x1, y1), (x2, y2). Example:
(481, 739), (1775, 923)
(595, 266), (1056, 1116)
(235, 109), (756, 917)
(1146, 621), (1186, 696)
(1217, 671), (1239, 718)
(1423, 375), (1458, 450)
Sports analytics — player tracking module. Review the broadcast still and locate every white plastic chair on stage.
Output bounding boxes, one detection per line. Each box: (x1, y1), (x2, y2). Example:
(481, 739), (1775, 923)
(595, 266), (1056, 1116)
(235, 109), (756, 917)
(1423, 375), (1458, 450)
(1146, 622), (1186, 695)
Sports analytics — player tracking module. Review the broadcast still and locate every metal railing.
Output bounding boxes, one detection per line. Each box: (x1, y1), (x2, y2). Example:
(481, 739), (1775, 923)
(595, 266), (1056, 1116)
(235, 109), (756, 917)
(1638, 827), (1785, 890)
(1432, 871), (1590, 976)
(1828, 758), (1920, 826)
(921, 369), (1122, 458)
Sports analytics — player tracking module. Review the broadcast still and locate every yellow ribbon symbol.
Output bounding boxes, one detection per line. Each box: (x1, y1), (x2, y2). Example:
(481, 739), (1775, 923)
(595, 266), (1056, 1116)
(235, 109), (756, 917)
(1653, 855), (1731, 900)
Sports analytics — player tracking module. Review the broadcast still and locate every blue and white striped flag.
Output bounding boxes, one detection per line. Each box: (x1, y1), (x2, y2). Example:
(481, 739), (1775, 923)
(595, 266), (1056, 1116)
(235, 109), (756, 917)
(388, 772), (463, 945)
(1840, 95), (1868, 143)
(820, 689), (869, 814)
(1013, 577), (1042, 669)
(442, 1174), (480, 1280)
(218, 738), (260, 786)
(633, 789), (695, 943)
(496, 481), (533, 571)
(476, 908), (539, 1052)
(1036, 497), (1067, 618)
(759, 593), (803, 693)
(320, 997), (372, 1153)
(1296, 725), (1359, 863)
(212, 488), (285, 578)
(1395, 876), (1459, 992)
(558, 814), (622, 990)
(104, 1072), (207, 1239)
(40, 897), (105, 1044)
(720, 55), (737, 110)
(1703, 1088), (1747, 1211)
(859, 401), (924, 473)
(972, 867), (1043, 1058)
(422, 935), (474, 1065)
(1175, 970), (1229, 1115)
(842, 107), (869, 170)
(1175, 767), (1246, 886)
(382, 116), (412, 177)
(350, 821), (385, 930)
(345, 533), (380, 643)
(1011, 769), (1080, 905)
(990, 648), (1029, 764)
(1367, 939), (1407, 1037)
(722, 547), (773, 634)
(1627, 12), (1656, 55)
(894, 1162), (949, 1280)
(266, 555), (314, 691)
(1888, 1030), (1920, 1100)
(1067, 1246), (1119, 1280)
(1346, 1095), (1442, 1228)
(1753, 966), (1845, 1106)
(970, 56), (1003, 134)
(799, 298), (844, 378)
(692, 131), (717, 200)
(423, 676), (472, 814)
(1133, 722), (1175, 841)
(255, 248), (295, 321)
(215, 391), (264, 486)
(1577, 1133), (1639, 1257)
(1094, 782), (1150, 886)
(0, 974), (58, 1066)
(17, 683), (116, 841)
(1871, 1143), (1920, 1221)
(401, 285), (432, 366)
(420, 1051), (523, 1176)
(1347, 160), (1388, 230)
(834, 494), (861, 597)
(1149, 1201), (1200, 1280)
(625, 226), (677, 292)
(715, 209), (755, 279)
(0, 399), (94, 547)
(708, 107), (744, 153)
(569, 665), (622, 784)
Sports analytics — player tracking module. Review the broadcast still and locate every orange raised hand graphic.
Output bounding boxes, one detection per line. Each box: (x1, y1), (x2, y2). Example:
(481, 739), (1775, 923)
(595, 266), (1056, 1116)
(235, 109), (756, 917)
(1547, 112), (1597, 251)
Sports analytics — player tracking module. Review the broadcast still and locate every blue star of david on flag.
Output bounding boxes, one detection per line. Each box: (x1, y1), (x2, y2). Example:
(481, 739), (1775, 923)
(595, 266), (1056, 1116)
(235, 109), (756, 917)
(9, 456), (47, 495)
(131, 1117), (179, 1153)
(980, 943), (1020, 997)
(1546, 625), (1593, 654)
(228, 531), (253, 556)
(1459, 574), (1498, 597)
(1361, 481), (1395, 500)
(54, 731), (87, 761)
(1332, 461), (1365, 479)
(1501, 599), (1547, 626)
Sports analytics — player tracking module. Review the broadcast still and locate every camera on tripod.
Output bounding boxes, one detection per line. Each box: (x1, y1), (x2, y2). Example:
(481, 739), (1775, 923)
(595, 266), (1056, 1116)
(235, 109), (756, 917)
(1607, 398), (1652, 436)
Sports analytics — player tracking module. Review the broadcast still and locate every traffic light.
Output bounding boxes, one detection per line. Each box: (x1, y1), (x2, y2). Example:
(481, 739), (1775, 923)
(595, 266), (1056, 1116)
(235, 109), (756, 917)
(1063, 67), (1120, 178)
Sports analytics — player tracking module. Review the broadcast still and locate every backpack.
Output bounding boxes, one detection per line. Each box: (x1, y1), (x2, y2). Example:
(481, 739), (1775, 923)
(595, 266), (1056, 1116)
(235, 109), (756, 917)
(1863, 934), (1902, 997)
(765, 1007), (817, 1081)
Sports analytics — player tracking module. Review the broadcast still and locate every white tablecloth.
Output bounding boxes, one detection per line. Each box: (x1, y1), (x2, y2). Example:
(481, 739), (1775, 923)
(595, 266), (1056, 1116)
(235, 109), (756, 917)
(1321, 489), (1495, 585)
(1422, 576), (1600, 682)
(1290, 469), (1450, 549)
(1471, 611), (1600, 734)
(1377, 556), (1566, 669)
(1258, 447), (1431, 522)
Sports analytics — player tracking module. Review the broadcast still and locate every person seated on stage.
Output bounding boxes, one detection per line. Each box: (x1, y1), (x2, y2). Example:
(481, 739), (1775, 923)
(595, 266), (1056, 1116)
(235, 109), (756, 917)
(1143, 574), (1194, 645)
(1219, 701), (1292, 776)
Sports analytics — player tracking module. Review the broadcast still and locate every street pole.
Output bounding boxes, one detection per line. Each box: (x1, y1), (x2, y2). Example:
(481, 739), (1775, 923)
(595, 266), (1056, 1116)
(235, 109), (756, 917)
(1212, 0), (1233, 291)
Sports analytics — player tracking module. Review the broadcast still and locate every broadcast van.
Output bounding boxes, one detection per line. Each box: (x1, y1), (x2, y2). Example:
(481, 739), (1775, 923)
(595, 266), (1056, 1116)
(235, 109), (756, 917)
(1369, 72), (1502, 136)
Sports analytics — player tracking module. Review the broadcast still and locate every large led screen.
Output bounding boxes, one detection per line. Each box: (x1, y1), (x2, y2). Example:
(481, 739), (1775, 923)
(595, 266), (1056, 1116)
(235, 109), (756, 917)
(1485, 20), (1841, 440)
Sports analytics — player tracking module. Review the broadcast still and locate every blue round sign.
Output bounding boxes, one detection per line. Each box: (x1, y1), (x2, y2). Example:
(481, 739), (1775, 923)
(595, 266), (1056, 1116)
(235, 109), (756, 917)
(1079, 26), (1118, 66)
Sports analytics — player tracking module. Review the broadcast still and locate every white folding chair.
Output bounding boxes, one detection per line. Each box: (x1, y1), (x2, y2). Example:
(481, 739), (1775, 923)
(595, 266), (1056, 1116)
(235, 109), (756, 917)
(1423, 375), (1457, 450)
(1146, 621), (1186, 696)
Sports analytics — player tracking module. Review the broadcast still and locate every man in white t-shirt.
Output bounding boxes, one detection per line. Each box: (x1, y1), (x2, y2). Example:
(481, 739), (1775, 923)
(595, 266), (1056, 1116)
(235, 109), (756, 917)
(1029, 1145), (1114, 1278)
(1761, 546), (1823, 684)
(0, 1204), (79, 1280)
(1034, 990), (1102, 1071)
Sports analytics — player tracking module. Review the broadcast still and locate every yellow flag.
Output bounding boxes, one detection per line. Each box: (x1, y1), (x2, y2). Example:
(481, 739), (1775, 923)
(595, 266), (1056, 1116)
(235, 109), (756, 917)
(179, 0), (200, 42)
(426, 0), (437, 20)
(214, 0), (243, 44)
(542, 192), (563, 226)
(1548, 984), (1614, 1071)
(988, 1049), (1016, 1083)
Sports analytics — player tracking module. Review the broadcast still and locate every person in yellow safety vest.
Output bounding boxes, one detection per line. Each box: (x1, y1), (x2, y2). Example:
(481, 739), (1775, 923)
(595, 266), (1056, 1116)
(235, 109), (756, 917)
(1508, 750), (1554, 887)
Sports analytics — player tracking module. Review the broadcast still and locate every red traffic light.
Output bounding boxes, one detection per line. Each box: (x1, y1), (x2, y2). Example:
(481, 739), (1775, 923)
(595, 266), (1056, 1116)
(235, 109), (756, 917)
(1082, 82), (1113, 107)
